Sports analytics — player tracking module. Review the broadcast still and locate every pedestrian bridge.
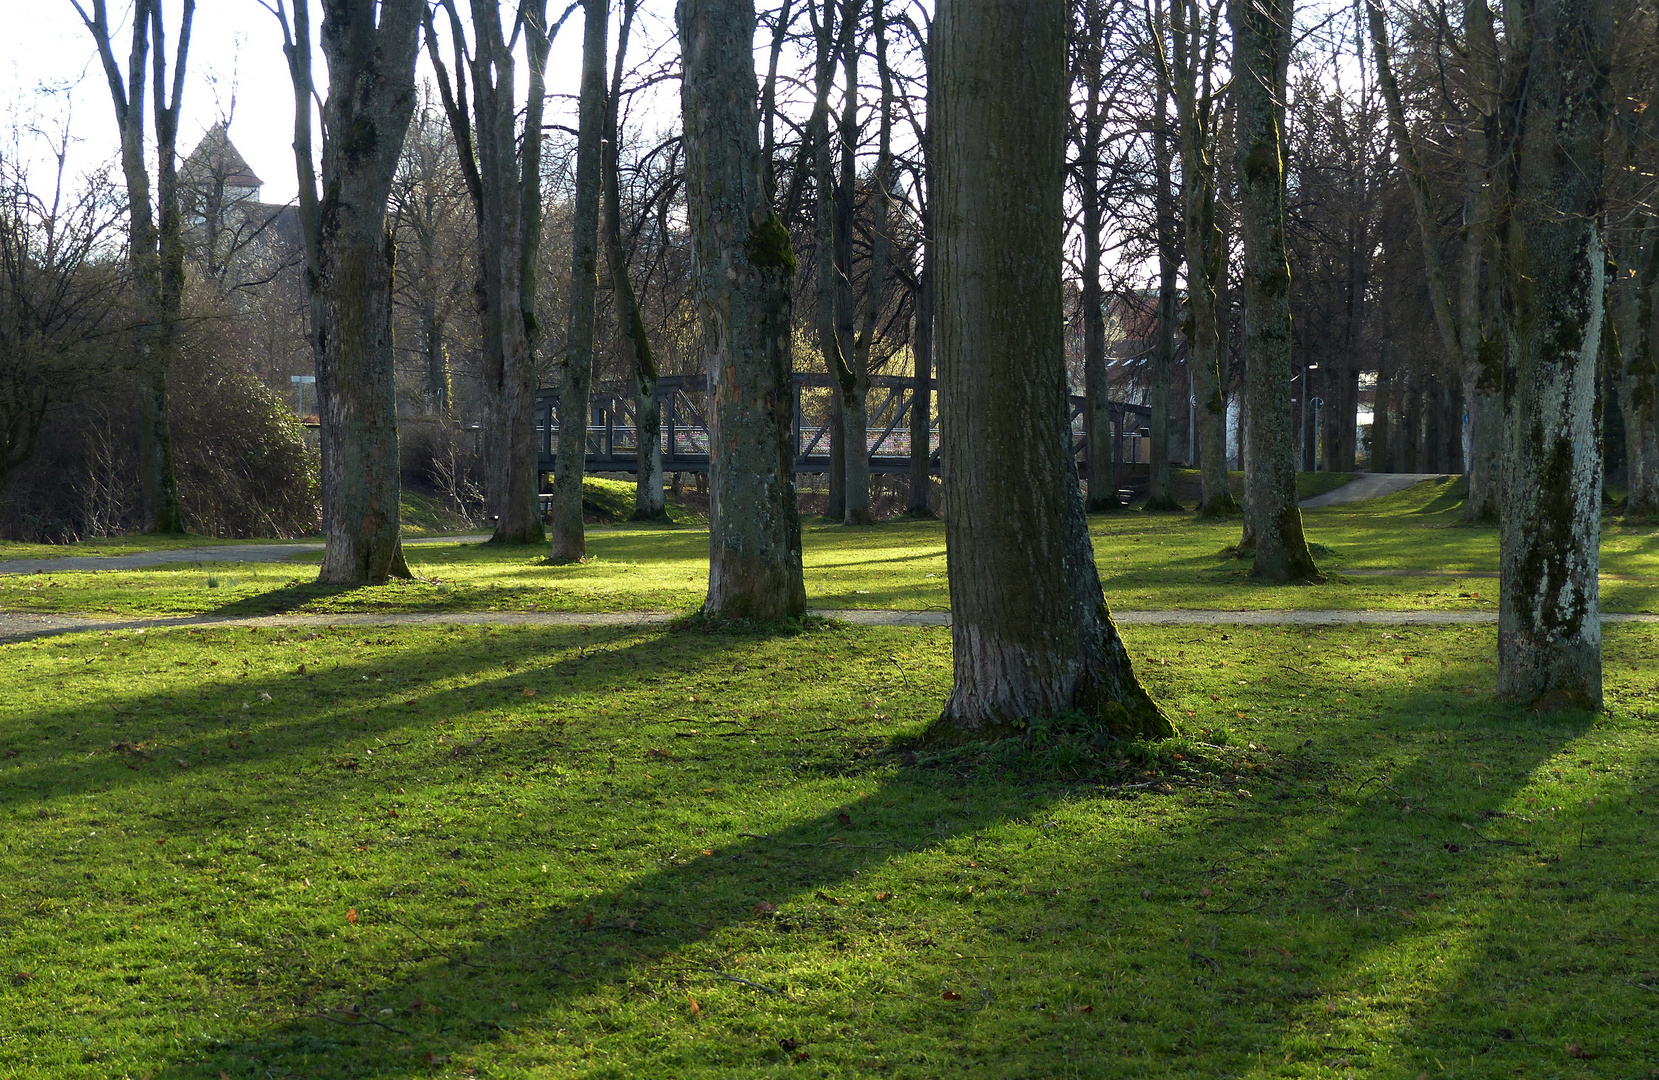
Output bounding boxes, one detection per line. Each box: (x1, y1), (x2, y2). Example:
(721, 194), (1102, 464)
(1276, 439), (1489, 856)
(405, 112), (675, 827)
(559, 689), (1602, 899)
(534, 372), (1151, 478)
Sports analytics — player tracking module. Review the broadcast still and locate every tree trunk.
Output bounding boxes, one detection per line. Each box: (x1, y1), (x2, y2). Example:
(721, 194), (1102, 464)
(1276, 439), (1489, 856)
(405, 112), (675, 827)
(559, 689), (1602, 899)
(932, 0), (1168, 741)
(845, 0), (892, 526)
(679, 0), (807, 619)
(808, 0), (843, 519)
(834, 0), (868, 524)
(273, 0), (421, 584)
(1372, 340), (1392, 470)
(549, 0), (610, 561)
(495, 1), (551, 545)
(1622, 223), (1659, 519)
(908, 33), (934, 519)
(1172, 0), (1234, 517)
(603, 0), (667, 521)
(1078, 0), (1118, 513)
(1146, 41), (1180, 511)
(79, 0), (189, 535)
(1493, 0), (1611, 708)
(1231, 0), (1319, 582)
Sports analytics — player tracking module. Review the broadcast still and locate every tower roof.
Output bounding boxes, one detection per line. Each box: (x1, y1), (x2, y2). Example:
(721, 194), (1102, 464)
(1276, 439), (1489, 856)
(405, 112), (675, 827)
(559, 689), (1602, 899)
(182, 122), (262, 190)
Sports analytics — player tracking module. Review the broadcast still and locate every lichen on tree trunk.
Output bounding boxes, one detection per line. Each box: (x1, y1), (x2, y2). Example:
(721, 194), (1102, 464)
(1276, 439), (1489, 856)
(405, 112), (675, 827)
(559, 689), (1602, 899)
(1492, 0), (1611, 709)
(931, 0), (1169, 743)
(679, 0), (807, 621)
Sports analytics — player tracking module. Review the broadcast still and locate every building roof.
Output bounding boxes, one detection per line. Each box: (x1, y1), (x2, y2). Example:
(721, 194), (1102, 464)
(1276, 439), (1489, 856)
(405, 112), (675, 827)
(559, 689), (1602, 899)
(182, 122), (262, 190)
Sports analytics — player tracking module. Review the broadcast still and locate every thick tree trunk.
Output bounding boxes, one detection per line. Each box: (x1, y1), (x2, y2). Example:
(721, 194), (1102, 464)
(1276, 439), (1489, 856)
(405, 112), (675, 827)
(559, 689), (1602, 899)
(550, 0), (610, 561)
(679, 0), (807, 619)
(1493, 0), (1611, 708)
(932, 0), (1167, 741)
(1231, 0), (1318, 582)
(277, 0), (422, 585)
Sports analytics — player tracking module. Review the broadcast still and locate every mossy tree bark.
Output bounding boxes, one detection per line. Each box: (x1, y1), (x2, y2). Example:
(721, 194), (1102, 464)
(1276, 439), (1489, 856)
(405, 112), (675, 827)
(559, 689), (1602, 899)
(1075, 0), (1119, 514)
(549, 0), (610, 562)
(1168, 0), (1234, 515)
(679, 0), (807, 620)
(1231, 0), (1319, 582)
(932, 0), (1169, 741)
(76, 0), (190, 535)
(1492, 0), (1611, 708)
(601, 0), (668, 522)
(273, 0), (421, 585)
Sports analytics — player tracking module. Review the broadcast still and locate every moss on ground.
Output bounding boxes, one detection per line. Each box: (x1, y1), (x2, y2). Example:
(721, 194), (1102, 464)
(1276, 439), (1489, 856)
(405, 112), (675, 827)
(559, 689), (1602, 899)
(0, 621), (1653, 1077)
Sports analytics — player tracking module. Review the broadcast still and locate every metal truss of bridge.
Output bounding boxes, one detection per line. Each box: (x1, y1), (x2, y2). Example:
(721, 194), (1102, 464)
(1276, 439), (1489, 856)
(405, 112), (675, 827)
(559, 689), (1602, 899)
(534, 373), (1153, 479)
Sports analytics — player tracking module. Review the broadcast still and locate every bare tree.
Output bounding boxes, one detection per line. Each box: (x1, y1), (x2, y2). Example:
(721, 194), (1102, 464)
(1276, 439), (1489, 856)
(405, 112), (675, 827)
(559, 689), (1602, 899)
(268, 0), (423, 584)
(679, 0), (807, 618)
(73, 0), (193, 534)
(933, 0), (1168, 739)
(548, 0), (609, 561)
(426, 0), (557, 547)
(1231, 0), (1319, 581)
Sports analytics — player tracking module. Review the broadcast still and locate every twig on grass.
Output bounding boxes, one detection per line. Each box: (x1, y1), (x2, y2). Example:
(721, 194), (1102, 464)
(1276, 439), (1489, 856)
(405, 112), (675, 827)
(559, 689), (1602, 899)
(313, 1010), (410, 1036)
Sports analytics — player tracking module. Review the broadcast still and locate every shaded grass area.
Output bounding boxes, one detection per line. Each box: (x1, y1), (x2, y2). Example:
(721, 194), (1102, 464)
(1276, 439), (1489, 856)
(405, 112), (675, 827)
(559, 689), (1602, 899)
(6, 477), (1659, 618)
(0, 621), (1654, 1077)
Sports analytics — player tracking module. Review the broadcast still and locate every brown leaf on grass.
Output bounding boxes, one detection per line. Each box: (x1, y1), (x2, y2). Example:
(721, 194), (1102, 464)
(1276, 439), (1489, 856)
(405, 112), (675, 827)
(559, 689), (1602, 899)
(3, 749), (16, 758)
(175, 758), (190, 769)
(346, 908), (359, 924)
(10, 971), (31, 985)
(875, 892), (893, 901)
(422, 1051), (450, 1067)
(815, 890), (841, 906)
(1566, 1043), (1593, 1059)
(521, 688), (536, 697)
(941, 991), (962, 1001)
(227, 738), (241, 749)
(1076, 1005), (1093, 1013)
(687, 995), (701, 1019)
(836, 812), (851, 825)
(753, 902), (777, 915)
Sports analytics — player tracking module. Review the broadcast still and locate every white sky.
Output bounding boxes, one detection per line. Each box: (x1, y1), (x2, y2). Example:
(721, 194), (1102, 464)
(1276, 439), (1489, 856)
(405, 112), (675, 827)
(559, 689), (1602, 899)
(2, 1), (683, 206)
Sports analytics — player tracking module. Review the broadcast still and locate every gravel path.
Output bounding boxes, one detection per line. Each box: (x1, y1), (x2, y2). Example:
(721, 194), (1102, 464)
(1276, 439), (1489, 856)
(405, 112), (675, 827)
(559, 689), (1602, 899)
(4, 606), (1656, 644)
(0, 535), (491, 576)
(1299, 473), (1449, 508)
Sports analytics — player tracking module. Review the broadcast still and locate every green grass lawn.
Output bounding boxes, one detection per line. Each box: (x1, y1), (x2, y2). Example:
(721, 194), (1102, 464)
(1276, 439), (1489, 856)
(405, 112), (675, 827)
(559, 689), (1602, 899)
(7, 478), (1659, 618)
(0, 619), (1652, 1077)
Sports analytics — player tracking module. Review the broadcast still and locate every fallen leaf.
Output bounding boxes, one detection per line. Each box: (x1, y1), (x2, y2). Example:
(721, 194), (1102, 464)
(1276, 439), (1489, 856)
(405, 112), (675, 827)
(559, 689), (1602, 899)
(1076, 1005), (1094, 1013)
(227, 738), (241, 749)
(753, 901), (777, 915)
(688, 995), (701, 1019)
(1567, 1042), (1593, 1060)
(1200, 887), (1212, 898)
(422, 1051), (450, 1066)
(258, 692), (272, 702)
(815, 890), (841, 906)
(346, 908), (359, 924)
(10, 971), (31, 985)
(836, 812), (851, 825)
(875, 891), (893, 901)
(175, 758), (190, 770)
(941, 991), (962, 1001)
(521, 688), (536, 697)
(297, 664), (306, 676)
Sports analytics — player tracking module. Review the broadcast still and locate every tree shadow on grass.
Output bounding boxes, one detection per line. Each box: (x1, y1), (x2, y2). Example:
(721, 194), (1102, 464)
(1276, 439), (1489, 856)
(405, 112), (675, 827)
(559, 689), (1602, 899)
(161, 676), (1604, 1077)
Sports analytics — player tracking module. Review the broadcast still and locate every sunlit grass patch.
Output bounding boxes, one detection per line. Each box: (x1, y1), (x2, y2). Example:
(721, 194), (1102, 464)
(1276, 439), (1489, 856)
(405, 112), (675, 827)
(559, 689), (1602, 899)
(0, 621), (1653, 1077)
